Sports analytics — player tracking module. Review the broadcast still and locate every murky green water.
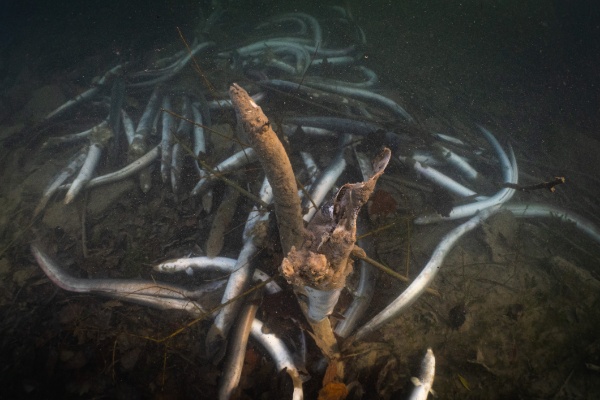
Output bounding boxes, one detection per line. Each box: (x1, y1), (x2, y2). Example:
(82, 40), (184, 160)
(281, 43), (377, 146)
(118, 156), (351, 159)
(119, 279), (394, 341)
(1, 1), (599, 399)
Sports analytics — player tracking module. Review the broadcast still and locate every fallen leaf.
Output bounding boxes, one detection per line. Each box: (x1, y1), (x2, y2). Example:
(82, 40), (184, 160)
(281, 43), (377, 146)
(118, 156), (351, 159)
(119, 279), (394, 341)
(369, 189), (397, 217)
(318, 381), (348, 400)
(458, 374), (471, 391)
(322, 361), (338, 386)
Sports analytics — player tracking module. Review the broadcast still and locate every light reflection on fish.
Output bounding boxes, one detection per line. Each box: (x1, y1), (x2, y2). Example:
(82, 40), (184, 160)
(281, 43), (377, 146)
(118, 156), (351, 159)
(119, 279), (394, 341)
(409, 348), (435, 400)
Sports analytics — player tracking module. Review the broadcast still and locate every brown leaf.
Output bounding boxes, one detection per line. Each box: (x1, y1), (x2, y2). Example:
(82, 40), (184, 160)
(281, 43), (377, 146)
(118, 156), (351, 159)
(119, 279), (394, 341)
(318, 381), (348, 400)
(322, 361), (338, 386)
(369, 189), (397, 217)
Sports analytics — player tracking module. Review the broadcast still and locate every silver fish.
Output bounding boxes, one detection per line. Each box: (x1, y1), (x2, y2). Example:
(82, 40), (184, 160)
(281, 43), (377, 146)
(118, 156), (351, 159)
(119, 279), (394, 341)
(409, 348), (435, 400)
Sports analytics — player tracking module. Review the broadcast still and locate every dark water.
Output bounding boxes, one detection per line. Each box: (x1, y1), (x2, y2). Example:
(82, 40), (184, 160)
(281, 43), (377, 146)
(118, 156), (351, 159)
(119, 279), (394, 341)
(1, 1), (600, 399)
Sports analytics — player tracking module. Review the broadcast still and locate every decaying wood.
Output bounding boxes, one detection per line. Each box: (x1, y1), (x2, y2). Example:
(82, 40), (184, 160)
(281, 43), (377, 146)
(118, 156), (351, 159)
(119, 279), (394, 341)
(281, 147), (391, 384)
(229, 83), (304, 254)
(229, 83), (392, 388)
(281, 147), (392, 291)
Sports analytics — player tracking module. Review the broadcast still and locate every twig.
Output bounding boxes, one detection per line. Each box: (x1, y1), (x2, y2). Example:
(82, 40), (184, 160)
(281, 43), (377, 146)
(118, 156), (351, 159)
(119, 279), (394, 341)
(81, 190), (89, 258)
(501, 176), (565, 192)
(169, 128), (269, 209)
(297, 41), (320, 90)
(552, 369), (574, 400)
(176, 27), (218, 96)
(138, 278), (272, 344)
(405, 219), (411, 277)
(351, 246), (441, 297)
(111, 338), (117, 381)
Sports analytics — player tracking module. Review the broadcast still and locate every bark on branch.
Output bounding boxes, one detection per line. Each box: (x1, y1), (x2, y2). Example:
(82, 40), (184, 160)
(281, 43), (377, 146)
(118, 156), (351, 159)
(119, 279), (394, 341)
(281, 147), (392, 300)
(229, 83), (304, 254)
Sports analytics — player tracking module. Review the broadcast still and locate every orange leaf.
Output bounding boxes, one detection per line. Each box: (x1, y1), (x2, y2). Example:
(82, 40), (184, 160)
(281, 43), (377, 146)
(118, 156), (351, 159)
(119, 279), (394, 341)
(318, 382), (349, 400)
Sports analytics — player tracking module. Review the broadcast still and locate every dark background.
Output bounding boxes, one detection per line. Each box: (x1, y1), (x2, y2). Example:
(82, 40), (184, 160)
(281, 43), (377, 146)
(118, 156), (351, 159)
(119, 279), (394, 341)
(1, 0), (598, 132)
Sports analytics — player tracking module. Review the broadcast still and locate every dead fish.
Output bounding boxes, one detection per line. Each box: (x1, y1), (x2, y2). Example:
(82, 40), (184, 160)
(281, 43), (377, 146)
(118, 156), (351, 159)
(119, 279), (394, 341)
(409, 348), (435, 400)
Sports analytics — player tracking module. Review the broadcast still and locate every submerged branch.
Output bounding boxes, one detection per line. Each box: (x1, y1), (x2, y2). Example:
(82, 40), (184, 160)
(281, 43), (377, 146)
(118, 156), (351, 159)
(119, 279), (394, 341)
(229, 83), (305, 254)
(281, 148), (391, 306)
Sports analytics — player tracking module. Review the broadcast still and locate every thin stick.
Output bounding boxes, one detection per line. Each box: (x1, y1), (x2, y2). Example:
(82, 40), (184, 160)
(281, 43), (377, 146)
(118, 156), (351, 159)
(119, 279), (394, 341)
(81, 190), (89, 258)
(296, 176), (318, 211)
(297, 41), (320, 90)
(137, 278), (272, 344)
(357, 222), (397, 239)
(176, 27), (217, 96)
(168, 127), (269, 209)
(501, 176), (565, 192)
(351, 247), (441, 297)
(112, 338), (117, 381)
(405, 219), (411, 277)
(161, 343), (168, 387)
(162, 108), (250, 150)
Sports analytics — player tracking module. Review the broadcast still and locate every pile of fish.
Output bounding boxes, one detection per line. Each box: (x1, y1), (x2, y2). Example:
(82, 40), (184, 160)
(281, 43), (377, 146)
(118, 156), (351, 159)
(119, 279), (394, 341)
(30, 5), (600, 399)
